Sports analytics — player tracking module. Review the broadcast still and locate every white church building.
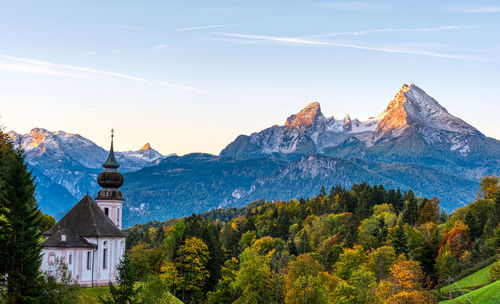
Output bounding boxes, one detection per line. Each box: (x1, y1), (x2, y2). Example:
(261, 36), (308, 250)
(41, 133), (126, 286)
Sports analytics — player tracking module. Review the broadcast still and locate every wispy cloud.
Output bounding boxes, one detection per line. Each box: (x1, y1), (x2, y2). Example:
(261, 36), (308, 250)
(176, 24), (242, 31)
(313, 1), (390, 12)
(0, 54), (219, 96)
(0, 54), (148, 81)
(157, 81), (216, 95)
(153, 44), (169, 50)
(214, 32), (485, 61)
(448, 6), (500, 13)
(306, 25), (466, 39)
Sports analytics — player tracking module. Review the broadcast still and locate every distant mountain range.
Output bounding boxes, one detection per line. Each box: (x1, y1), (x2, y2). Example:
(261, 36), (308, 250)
(9, 84), (500, 226)
(8, 128), (167, 216)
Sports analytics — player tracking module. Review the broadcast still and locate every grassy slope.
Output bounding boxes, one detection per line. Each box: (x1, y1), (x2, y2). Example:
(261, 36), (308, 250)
(439, 280), (500, 304)
(441, 263), (495, 293)
(78, 285), (183, 304)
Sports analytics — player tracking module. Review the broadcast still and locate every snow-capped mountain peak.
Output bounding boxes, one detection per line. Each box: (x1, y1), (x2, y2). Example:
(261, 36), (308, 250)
(372, 84), (478, 143)
(221, 83), (493, 160)
(140, 143), (151, 151)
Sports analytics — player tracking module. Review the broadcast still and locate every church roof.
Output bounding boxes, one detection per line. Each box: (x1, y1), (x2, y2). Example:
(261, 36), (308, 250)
(44, 195), (126, 238)
(42, 228), (97, 248)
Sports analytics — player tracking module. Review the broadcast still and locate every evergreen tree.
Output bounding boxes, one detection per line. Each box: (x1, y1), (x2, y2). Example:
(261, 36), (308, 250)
(99, 254), (139, 304)
(402, 199), (419, 226)
(0, 132), (43, 304)
(392, 225), (408, 256)
(465, 210), (481, 240)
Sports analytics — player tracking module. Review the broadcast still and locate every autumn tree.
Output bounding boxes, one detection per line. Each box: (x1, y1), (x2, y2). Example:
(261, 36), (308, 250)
(234, 249), (275, 304)
(369, 246), (396, 281)
(175, 237), (210, 303)
(477, 175), (499, 200)
(284, 253), (328, 304)
(377, 260), (435, 304)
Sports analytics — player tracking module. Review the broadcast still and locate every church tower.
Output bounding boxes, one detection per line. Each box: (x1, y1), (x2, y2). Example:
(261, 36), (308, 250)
(95, 130), (124, 229)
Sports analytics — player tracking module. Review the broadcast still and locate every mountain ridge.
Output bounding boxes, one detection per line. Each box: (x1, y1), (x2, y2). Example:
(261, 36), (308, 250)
(8, 83), (499, 226)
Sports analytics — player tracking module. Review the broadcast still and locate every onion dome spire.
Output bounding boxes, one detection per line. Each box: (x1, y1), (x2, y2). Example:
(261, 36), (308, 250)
(103, 129), (120, 169)
(96, 129), (124, 201)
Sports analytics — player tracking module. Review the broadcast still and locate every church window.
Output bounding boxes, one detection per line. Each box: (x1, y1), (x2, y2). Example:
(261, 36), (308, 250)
(69, 254), (72, 265)
(117, 208), (120, 225)
(48, 252), (56, 265)
(103, 248), (108, 269)
(104, 207), (109, 217)
(87, 251), (92, 269)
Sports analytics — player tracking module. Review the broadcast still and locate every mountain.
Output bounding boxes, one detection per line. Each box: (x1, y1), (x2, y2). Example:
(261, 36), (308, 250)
(8, 128), (167, 215)
(220, 101), (380, 160)
(222, 84), (500, 180)
(11, 84), (498, 227)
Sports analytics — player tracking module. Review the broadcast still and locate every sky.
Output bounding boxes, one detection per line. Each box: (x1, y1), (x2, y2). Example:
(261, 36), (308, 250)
(1, 0), (499, 155)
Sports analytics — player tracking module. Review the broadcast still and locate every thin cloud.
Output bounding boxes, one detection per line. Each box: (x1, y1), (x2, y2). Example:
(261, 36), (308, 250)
(153, 44), (169, 50)
(0, 54), (148, 82)
(0, 54), (220, 96)
(157, 81), (216, 95)
(176, 24), (242, 31)
(306, 25), (466, 39)
(214, 32), (486, 61)
(313, 1), (390, 12)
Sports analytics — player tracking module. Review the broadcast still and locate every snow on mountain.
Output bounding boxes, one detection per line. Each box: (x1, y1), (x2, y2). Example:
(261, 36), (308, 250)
(120, 143), (167, 164)
(220, 101), (379, 159)
(7, 128), (167, 204)
(371, 84), (479, 156)
(221, 83), (493, 160)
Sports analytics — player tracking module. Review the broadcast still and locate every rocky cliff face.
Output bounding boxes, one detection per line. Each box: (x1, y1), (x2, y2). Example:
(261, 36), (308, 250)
(220, 101), (380, 159)
(221, 84), (500, 179)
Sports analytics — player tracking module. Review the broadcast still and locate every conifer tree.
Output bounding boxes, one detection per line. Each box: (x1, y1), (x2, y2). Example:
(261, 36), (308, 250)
(99, 254), (139, 304)
(0, 132), (43, 304)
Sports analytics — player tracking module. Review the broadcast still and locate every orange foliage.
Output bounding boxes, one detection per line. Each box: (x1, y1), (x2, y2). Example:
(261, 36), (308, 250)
(377, 260), (436, 304)
(447, 228), (471, 258)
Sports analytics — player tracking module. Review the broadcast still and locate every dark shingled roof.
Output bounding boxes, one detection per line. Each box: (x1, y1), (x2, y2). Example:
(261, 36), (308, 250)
(44, 195), (126, 238)
(42, 229), (97, 248)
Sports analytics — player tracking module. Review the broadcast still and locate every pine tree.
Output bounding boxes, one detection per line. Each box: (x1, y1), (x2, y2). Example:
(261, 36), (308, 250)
(392, 225), (408, 256)
(0, 132), (43, 304)
(402, 199), (419, 226)
(99, 254), (139, 304)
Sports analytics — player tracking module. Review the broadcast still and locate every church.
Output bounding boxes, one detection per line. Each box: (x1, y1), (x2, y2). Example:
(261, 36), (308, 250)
(41, 132), (126, 286)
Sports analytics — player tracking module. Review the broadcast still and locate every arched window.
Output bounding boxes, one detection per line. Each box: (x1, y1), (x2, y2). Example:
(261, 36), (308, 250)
(103, 241), (108, 269)
(48, 252), (56, 265)
(87, 251), (92, 269)
(69, 253), (72, 265)
(104, 207), (109, 217)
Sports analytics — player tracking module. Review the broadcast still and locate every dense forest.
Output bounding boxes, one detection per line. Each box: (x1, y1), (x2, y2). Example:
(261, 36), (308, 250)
(124, 178), (500, 304)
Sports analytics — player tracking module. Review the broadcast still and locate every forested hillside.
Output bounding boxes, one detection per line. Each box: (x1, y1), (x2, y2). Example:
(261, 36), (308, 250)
(125, 177), (500, 303)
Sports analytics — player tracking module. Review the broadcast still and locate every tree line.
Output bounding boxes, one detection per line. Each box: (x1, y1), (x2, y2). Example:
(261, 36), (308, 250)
(123, 177), (500, 303)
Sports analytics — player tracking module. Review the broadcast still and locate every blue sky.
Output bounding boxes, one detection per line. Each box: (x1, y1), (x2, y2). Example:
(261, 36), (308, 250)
(1, 1), (499, 155)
